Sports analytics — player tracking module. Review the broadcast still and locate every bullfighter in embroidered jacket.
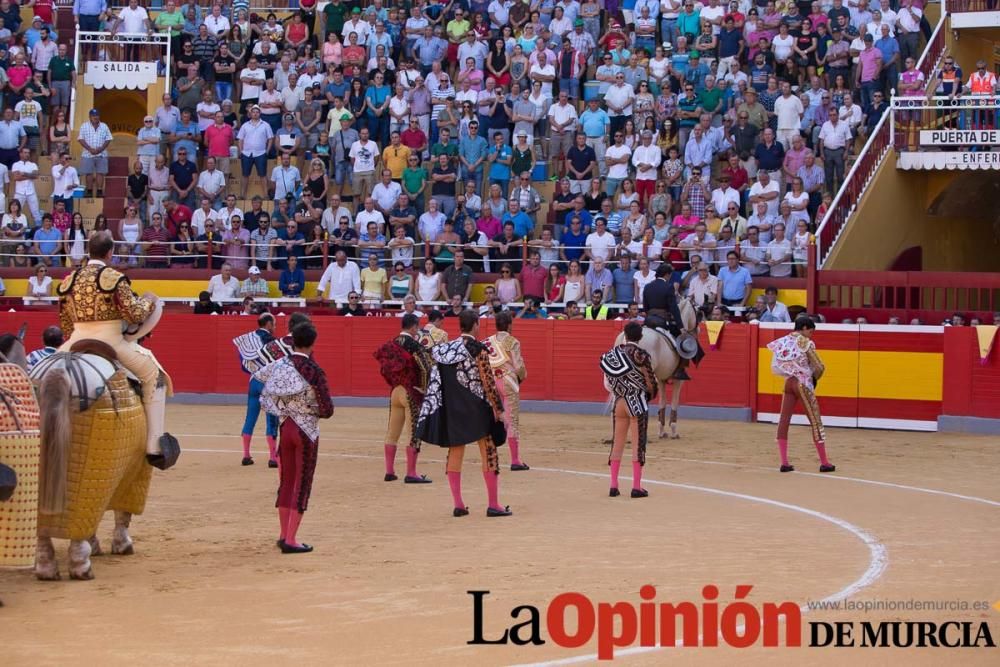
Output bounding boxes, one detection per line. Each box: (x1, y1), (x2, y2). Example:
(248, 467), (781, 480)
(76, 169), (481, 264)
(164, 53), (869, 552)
(416, 310), (512, 518)
(374, 313), (435, 484)
(767, 315), (835, 474)
(483, 311), (529, 471)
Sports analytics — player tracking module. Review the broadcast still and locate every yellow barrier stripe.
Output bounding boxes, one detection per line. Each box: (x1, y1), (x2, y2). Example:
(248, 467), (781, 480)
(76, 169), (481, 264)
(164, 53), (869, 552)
(758, 351), (943, 401)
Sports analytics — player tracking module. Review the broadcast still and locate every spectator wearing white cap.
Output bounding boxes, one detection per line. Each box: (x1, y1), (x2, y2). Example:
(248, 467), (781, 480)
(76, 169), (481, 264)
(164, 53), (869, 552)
(240, 265), (270, 297)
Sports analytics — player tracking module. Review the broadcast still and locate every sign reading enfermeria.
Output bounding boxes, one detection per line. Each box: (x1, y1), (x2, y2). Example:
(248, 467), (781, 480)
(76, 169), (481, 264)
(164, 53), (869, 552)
(83, 62), (158, 90)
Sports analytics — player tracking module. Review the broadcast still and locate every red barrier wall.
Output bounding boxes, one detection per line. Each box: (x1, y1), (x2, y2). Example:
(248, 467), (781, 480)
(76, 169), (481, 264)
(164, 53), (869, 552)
(0, 313), (996, 427)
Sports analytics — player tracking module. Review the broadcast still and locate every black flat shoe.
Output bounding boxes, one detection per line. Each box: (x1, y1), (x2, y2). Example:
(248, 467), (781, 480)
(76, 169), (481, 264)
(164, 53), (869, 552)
(268, 460), (278, 469)
(404, 474), (432, 483)
(630, 489), (648, 498)
(511, 463), (530, 471)
(609, 488), (620, 497)
(384, 473), (398, 482)
(280, 542), (313, 554)
(819, 464), (836, 473)
(241, 457), (254, 466)
(276, 539), (285, 548)
(780, 464), (795, 473)
(487, 506), (513, 517)
(453, 507), (469, 517)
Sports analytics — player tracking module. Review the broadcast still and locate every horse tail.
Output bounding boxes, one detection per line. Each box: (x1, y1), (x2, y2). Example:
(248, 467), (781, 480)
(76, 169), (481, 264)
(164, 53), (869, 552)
(38, 368), (72, 515)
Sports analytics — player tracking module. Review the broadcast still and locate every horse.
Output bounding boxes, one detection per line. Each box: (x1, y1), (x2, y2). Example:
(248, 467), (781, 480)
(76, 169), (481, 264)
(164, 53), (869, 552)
(28, 338), (154, 581)
(612, 299), (700, 439)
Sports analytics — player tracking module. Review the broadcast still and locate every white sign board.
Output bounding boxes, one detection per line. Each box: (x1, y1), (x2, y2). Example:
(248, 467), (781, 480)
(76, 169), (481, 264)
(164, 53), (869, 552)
(897, 151), (1000, 170)
(919, 129), (1000, 146)
(942, 151), (1000, 166)
(84, 62), (158, 90)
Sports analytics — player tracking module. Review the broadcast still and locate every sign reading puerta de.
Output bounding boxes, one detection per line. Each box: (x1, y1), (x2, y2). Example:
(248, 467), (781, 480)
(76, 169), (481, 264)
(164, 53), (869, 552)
(919, 129), (1000, 146)
(83, 62), (158, 90)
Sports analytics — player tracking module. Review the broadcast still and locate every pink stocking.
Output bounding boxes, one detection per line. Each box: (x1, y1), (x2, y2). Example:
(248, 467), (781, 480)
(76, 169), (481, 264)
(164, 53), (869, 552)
(777, 438), (790, 466)
(483, 471), (501, 509)
(278, 508), (290, 541)
(241, 433), (252, 458)
(266, 436), (278, 462)
(447, 471), (465, 509)
(284, 511), (305, 548)
(814, 440), (831, 466)
(508, 435), (522, 466)
(632, 461), (644, 492)
(405, 446), (419, 478)
(610, 460), (622, 489)
(384, 444), (397, 476)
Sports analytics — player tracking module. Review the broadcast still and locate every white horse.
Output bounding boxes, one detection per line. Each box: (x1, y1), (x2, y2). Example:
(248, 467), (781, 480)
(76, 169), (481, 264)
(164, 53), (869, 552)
(612, 299), (699, 439)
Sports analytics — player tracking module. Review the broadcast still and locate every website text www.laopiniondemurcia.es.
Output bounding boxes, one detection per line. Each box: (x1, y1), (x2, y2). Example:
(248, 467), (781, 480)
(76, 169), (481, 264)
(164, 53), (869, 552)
(467, 587), (998, 659)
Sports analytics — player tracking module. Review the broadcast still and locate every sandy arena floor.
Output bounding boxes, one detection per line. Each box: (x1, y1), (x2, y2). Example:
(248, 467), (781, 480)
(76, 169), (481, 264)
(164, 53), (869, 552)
(2, 405), (999, 666)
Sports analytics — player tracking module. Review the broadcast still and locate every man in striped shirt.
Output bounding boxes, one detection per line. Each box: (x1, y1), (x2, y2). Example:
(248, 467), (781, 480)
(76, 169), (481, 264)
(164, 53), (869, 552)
(26, 326), (62, 371)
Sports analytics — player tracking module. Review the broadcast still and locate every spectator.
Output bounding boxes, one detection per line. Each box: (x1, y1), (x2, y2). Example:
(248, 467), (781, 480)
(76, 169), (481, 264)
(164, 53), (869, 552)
(141, 212), (171, 267)
(317, 249), (361, 302)
(11, 146), (41, 225)
(169, 147), (198, 209)
(274, 219), (306, 269)
(339, 291), (366, 315)
(716, 251), (753, 307)
(32, 214), (61, 266)
(766, 222), (793, 278)
(249, 213), (277, 270)
(207, 262), (240, 300)
(77, 109), (112, 198)
(240, 265), (270, 298)
(759, 285), (791, 322)
(27, 263), (51, 297)
(279, 255), (306, 297)
(193, 290), (222, 314)
(440, 250), (474, 301)
(221, 215), (251, 270)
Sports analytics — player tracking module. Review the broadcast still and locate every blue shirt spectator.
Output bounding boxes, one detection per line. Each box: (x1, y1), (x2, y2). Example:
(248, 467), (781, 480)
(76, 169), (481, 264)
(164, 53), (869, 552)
(613, 263), (636, 304)
(502, 210), (533, 238)
(279, 260), (306, 297)
(579, 106), (610, 138)
(275, 227), (305, 267)
(561, 226), (588, 263)
(459, 132), (489, 175)
(717, 262), (752, 302)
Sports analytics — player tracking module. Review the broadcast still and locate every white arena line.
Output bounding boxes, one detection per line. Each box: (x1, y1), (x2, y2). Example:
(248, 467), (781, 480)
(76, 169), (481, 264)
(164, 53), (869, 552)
(181, 447), (889, 665)
(178, 436), (1000, 509)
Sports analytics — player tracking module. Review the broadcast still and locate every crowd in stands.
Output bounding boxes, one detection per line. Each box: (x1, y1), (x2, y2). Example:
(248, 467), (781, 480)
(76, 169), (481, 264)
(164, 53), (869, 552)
(0, 0), (994, 322)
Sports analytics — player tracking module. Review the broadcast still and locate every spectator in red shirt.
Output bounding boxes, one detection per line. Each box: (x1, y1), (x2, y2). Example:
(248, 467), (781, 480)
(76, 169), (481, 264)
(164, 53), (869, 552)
(141, 212), (171, 267)
(519, 251), (547, 301)
(400, 117), (427, 157)
(51, 199), (71, 232)
(203, 110), (235, 175)
(163, 198), (191, 237)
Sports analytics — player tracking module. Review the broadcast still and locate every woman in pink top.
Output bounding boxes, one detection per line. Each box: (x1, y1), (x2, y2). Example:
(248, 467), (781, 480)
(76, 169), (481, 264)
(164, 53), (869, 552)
(494, 263), (522, 304)
(322, 32), (343, 67)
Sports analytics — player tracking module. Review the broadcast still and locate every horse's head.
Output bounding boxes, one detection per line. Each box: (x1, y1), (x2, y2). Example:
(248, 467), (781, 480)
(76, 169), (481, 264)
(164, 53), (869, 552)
(0, 324), (28, 370)
(679, 299), (699, 333)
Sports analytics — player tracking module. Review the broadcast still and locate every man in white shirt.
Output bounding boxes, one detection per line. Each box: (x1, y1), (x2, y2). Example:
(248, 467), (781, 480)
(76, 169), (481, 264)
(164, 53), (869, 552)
(50, 154), (79, 211)
(203, 4), (230, 37)
(711, 176), (741, 217)
(192, 198), (222, 236)
(529, 52), (556, 100)
(773, 81), (804, 149)
(547, 91), (578, 172)
(686, 262), (719, 307)
(603, 132), (632, 196)
(196, 156), (226, 208)
(322, 196), (354, 234)
(604, 73), (635, 137)
(766, 222), (793, 278)
(113, 0), (150, 35)
(748, 170), (781, 219)
(349, 127), (379, 204)
(838, 93), (863, 132)
(817, 107), (852, 194)
(370, 169), (401, 214)
(236, 105), (273, 199)
(355, 196), (387, 234)
(341, 13), (371, 45)
(679, 223), (719, 266)
(317, 250), (362, 302)
(584, 218), (617, 261)
(239, 58), (266, 109)
(12, 147), (41, 224)
(207, 262), (241, 301)
(630, 130), (661, 205)
(269, 153), (301, 206)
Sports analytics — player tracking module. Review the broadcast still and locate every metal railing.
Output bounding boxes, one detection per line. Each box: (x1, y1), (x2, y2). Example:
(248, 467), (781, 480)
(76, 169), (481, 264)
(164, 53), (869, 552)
(813, 11), (948, 267)
(891, 95), (1000, 152)
(110, 1), (307, 12)
(72, 30), (173, 129)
